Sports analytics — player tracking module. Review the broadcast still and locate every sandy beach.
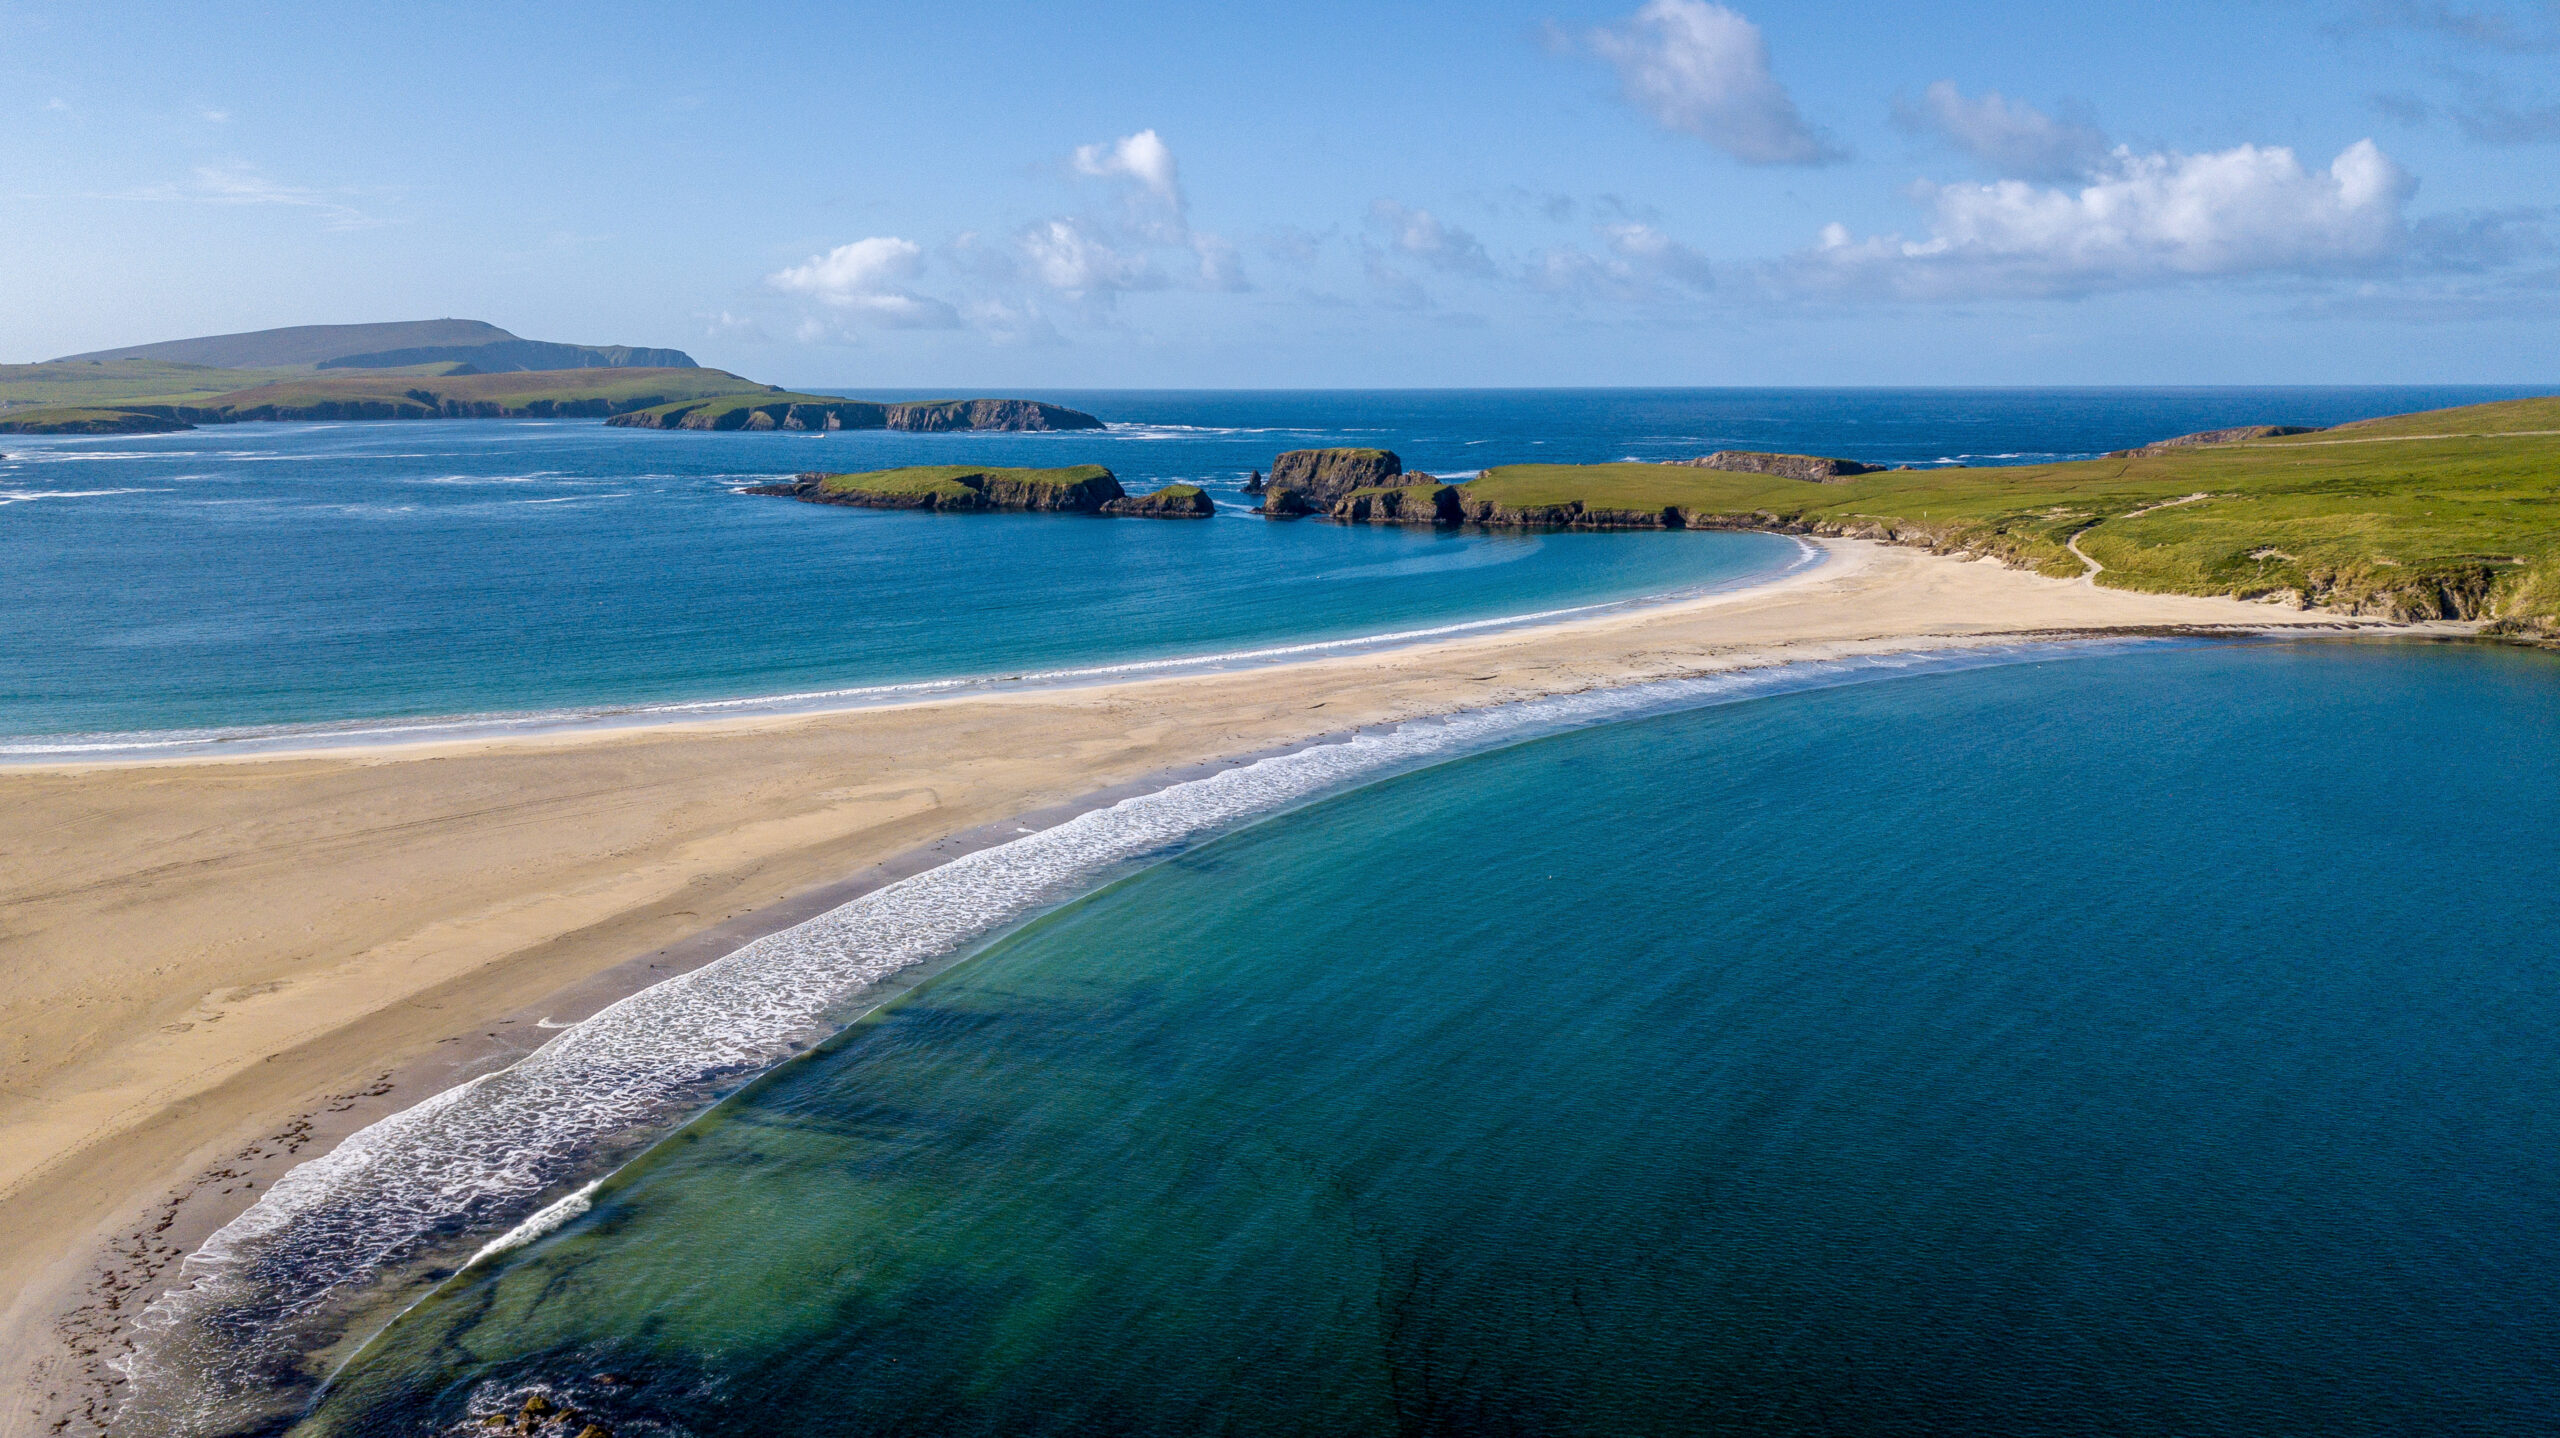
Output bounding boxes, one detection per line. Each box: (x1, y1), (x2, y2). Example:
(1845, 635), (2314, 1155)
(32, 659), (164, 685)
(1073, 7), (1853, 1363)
(0, 539), (2461, 1433)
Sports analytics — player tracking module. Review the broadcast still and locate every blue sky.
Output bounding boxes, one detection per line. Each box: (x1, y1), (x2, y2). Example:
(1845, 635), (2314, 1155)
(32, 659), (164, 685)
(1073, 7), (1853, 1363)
(2, 0), (2554, 386)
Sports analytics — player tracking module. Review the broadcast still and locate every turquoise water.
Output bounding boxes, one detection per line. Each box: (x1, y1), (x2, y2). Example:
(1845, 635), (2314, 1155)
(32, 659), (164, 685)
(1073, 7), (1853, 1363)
(293, 642), (2560, 1437)
(1, 386), (2533, 749)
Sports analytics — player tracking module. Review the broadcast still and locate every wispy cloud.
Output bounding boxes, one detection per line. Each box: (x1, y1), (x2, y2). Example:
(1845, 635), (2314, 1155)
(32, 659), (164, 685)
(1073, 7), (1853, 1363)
(2372, 70), (2560, 142)
(1369, 201), (1497, 276)
(98, 162), (387, 230)
(1575, 0), (1844, 165)
(1534, 223), (1717, 301)
(1892, 83), (2112, 181)
(2343, 0), (2560, 51)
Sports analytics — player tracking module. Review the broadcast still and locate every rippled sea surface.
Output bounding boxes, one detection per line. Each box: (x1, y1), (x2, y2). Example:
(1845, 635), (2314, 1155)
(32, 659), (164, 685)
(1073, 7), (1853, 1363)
(292, 642), (2560, 1438)
(0, 386), (2531, 749)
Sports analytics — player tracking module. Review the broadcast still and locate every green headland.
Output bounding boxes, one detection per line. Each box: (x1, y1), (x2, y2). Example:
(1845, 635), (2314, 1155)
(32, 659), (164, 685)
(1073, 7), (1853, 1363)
(1274, 397), (2560, 634)
(0, 321), (1100, 434)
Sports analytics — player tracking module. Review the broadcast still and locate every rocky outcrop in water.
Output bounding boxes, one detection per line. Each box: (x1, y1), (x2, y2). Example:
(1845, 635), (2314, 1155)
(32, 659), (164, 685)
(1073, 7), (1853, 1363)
(1671, 451), (1882, 481)
(750, 466), (1125, 512)
(1330, 483), (1463, 524)
(607, 396), (1103, 433)
(1100, 484), (1215, 517)
(2108, 425), (2321, 458)
(1261, 448), (1402, 514)
(884, 398), (1104, 432)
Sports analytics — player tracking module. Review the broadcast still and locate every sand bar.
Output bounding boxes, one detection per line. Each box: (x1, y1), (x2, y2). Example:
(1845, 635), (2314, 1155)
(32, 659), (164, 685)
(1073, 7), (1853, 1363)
(0, 539), (2462, 1432)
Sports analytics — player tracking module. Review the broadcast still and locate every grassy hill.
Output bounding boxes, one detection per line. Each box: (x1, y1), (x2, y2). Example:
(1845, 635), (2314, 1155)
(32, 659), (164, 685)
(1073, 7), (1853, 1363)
(164, 368), (765, 421)
(0, 359), (331, 413)
(1447, 397), (2560, 632)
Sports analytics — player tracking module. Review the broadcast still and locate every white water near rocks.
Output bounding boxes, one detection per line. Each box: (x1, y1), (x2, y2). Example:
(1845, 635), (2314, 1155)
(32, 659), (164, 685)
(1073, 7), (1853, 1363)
(115, 640), (2155, 1436)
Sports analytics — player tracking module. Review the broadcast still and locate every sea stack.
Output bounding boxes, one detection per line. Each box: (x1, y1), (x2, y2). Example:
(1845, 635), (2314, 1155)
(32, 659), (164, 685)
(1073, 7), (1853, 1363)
(1260, 448), (1403, 514)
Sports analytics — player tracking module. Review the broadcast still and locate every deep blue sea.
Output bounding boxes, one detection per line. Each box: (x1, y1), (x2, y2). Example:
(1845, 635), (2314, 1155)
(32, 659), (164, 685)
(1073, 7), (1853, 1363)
(0, 386), (2536, 750)
(270, 642), (2560, 1438)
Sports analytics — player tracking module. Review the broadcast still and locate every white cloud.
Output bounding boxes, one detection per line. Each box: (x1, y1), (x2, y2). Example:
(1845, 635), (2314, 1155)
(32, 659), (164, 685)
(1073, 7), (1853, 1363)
(1017, 218), (1163, 296)
(1795, 139), (2418, 298)
(1893, 82), (2111, 181)
(1535, 222), (1717, 299)
(767, 237), (961, 328)
(1072, 129), (1182, 208)
(1369, 200), (1496, 275)
(1584, 0), (1842, 165)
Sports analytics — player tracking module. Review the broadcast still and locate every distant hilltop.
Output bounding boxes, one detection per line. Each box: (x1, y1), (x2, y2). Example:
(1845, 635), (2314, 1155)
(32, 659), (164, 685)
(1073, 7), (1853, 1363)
(0, 319), (1101, 434)
(52, 319), (696, 374)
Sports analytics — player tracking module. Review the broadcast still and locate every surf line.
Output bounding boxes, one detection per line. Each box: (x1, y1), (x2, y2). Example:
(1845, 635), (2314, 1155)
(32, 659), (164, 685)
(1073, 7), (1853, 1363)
(0, 538), (1824, 763)
(114, 633), (2171, 1436)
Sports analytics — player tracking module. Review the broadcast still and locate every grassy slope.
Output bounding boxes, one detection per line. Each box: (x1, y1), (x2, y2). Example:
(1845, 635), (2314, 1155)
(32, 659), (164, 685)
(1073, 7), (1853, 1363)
(0, 360), (311, 412)
(815, 464), (1114, 496)
(618, 392), (873, 426)
(192, 367), (760, 414)
(1460, 397), (2560, 628)
(0, 406), (193, 434)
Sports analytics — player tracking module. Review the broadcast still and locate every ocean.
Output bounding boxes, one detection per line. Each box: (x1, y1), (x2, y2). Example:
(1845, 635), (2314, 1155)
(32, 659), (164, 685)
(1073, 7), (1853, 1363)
(281, 642), (2560, 1437)
(48, 388), (2557, 1434)
(0, 385), (2535, 752)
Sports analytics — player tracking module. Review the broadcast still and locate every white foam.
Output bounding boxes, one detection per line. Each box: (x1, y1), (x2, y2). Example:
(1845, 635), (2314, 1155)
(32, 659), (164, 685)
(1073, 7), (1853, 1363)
(114, 638), (2147, 1436)
(0, 537), (1823, 761)
(463, 1182), (599, 1270)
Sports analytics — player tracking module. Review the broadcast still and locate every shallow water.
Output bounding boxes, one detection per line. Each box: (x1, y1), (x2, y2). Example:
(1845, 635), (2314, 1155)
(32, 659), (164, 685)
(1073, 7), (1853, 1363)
(294, 641), (2560, 1438)
(0, 385), (2531, 748)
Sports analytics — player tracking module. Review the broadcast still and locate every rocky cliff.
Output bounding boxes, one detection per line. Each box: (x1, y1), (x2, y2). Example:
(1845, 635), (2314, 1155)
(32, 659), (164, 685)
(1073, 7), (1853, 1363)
(1330, 483), (1463, 524)
(2107, 425), (2321, 458)
(0, 407), (194, 434)
(607, 395), (1103, 433)
(750, 465), (1125, 513)
(1672, 451), (1882, 481)
(1100, 484), (1216, 517)
(884, 399), (1105, 432)
(1261, 448), (1403, 514)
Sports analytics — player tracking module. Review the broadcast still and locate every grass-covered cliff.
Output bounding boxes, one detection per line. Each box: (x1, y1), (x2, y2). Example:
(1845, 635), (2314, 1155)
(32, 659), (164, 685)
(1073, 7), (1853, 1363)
(607, 394), (1102, 433)
(1357, 397), (2559, 632)
(753, 465), (1126, 512)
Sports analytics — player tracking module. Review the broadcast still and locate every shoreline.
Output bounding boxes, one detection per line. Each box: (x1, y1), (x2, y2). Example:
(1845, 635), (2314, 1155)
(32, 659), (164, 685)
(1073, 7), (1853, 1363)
(0, 536), (1825, 765)
(0, 539), (2468, 1436)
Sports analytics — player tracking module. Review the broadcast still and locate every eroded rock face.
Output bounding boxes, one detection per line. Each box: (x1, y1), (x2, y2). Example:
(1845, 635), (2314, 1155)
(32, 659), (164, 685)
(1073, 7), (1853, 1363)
(749, 468), (1125, 512)
(1261, 448), (1402, 512)
(1330, 483), (1463, 524)
(1100, 485), (1216, 518)
(882, 399), (1105, 432)
(1671, 451), (1882, 481)
(2108, 425), (2320, 458)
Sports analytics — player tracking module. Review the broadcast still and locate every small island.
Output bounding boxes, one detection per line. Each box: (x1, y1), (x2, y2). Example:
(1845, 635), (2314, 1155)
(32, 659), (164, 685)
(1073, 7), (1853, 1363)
(746, 466), (1213, 517)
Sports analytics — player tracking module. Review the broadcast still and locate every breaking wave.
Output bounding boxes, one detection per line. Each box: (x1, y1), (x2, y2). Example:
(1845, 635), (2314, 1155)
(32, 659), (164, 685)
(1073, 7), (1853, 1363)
(112, 638), (2158, 1437)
